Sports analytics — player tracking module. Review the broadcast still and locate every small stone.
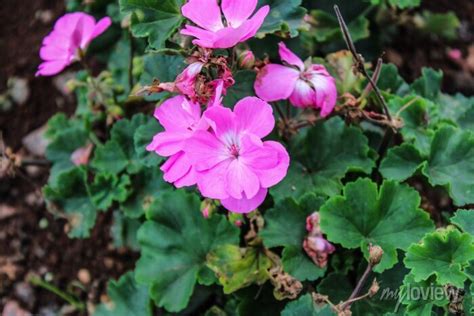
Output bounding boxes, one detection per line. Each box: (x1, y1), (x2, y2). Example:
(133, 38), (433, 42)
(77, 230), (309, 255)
(77, 269), (91, 284)
(14, 282), (34, 308)
(2, 300), (29, 316)
(103, 257), (114, 269)
(8, 77), (29, 105)
(22, 125), (49, 157)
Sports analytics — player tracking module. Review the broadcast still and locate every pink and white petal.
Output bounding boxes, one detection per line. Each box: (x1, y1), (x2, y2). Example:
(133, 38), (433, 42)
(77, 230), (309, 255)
(153, 96), (201, 132)
(181, 0), (223, 32)
(289, 79), (316, 108)
(90, 17), (112, 40)
(185, 130), (228, 171)
(253, 141), (290, 188)
(221, 0), (257, 28)
(207, 79), (224, 107)
(310, 74), (338, 117)
(197, 160), (232, 200)
(225, 159), (260, 199)
(240, 135), (279, 170)
(161, 152), (192, 184)
(254, 64), (299, 102)
(35, 60), (69, 77)
(203, 105), (236, 139)
(181, 24), (216, 42)
(239, 5), (270, 42)
(212, 26), (251, 49)
(278, 42), (304, 71)
(221, 187), (267, 213)
(234, 97), (274, 138)
(146, 131), (189, 156)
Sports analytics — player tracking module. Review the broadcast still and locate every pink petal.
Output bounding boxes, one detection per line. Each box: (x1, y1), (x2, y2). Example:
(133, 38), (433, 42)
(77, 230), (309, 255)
(239, 135), (279, 170)
(239, 5), (270, 42)
(197, 159), (232, 200)
(146, 131), (190, 156)
(254, 64), (299, 102)
(234, 97), (275, 138)
(252, 141), (290, 188)
(160, 152), (196, 187)
(225, 159), (260, 199)
(181, 25), (216, 48)
(175, 62), (204, 97)
(40, 44), (70, 62)
(278, 42), (304, 71)
(185, 130), (228, 171)
(76, 14), (97, 48)
(36, 60), (68, 77)
(221, 0), (257, 28)
(203, 105), (237, 139)
(91, 17), (112, 40)
(212, 26), (252, 49)
(153, 96), (201, 132)
(181, 0), (224, 32)
(289, 79), (316, 108)
(308, 67), (338, 117)
(221, 187), (267, 213)
(207, 79), (225, 107)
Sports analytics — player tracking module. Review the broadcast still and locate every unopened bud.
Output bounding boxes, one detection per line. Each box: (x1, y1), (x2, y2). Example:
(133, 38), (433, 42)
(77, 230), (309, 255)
(368, 245), (383, 266)
(369, 279), (380, 297)
(238, 50), (255, 69)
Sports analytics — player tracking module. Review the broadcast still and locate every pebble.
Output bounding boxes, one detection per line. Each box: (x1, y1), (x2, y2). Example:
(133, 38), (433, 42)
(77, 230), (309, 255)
(77, 268), (91, 285)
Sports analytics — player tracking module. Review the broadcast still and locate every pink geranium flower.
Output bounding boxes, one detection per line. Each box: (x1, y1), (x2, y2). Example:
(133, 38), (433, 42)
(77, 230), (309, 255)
(36, 12), (112, 76)
(185, 97), (290, 213)
(181, 0), (270, 49)
(146, 95), (208, 187)
(255, 42), (338, 117)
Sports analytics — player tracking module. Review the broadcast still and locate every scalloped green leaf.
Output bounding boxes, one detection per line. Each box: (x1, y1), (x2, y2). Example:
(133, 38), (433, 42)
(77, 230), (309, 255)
(207, 245), (272, 294)
(119, 0), (184, 49)
(89, 173), (131, 210)
(43, 167), (97, 238)
(281, 293), (334, 316)
(438, 93), (474, 130)
(404, 228), (474, 288)
(380, 144), (425, 181)
(451, 209), (474, 235)
(320, 178), (434, 272)
(135, 190), (239, 312)
(260, 198), (326, 281)
(133, 117), (163, 168)
(91, 140), (129, 174)
(422, 125), (474, 206)
(257, 0), (306, 38)
(223, 70), (256, 108)
(110, 210), (141, 250)
(94, 272), (152, 316)
(411, 68), (443, 101)
(120, 167), (170, 218)
(370, 0), (421, 9)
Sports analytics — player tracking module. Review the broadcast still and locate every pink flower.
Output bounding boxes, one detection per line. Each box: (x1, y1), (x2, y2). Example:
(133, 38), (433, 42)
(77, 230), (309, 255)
(36, 12), (112, 76)
(255, 42), (338, 117)
(146, 95), (208, 188)
(181, 0), (270, 49)
(185, 97), (290, 213)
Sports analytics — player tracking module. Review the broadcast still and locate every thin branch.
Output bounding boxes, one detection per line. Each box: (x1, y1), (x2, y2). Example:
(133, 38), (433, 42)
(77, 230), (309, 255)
(341, 262), (373, 310)
(334, 5), (393, 124)
(128, 30), (135, 91)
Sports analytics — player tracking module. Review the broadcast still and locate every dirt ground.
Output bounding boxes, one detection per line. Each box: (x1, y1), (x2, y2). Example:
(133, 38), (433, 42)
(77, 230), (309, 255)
(0, 0), (472, 315)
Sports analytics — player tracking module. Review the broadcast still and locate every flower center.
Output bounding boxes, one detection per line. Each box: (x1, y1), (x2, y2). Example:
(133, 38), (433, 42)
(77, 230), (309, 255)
(228, 143), (240, 158)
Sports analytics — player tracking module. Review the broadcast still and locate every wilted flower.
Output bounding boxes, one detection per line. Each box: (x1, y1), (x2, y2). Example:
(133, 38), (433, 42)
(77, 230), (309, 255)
(146, 95), (208, 187)
(36, 12), (112, 76)
(181, 0), (270, 49)
(255, 42), (337, 117)
(303, 212), (335, 268)
(185, 97), (289, 213)
(175, 62), (205, 100)
(70, 143), (94, 166)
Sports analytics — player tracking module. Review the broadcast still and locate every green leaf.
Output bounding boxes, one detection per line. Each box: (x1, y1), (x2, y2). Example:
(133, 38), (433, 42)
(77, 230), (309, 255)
(281, 294), (334, 316)
(257, 0), (306, 38)
(376, 64), (409, 95)
(121, 167), (170, 218)
(399, 274), (449, 316)
(207, 245), (272, 294)
(223, 70), (256, 108)
(418, 11), (461, 40)
(380, 144), (424, 181)
(119, 0), (183, 49)
(371, 0), (421, 9)
(135, 190), (239, 312)
(43, 167), (97, 238)
(94, 272), (152, 316)
(404, 228), (474, 288)
(110, 210), (141, 250)
(421, 125), (474, 206)
(411, 68), (443, 101)
(139, 54), (185, 102)
(451, 209), (474, 235)
(438, 93), (474, 131)
(89, 173), (131, 210)
(320, 178), (434, 272)
(133, 117), (163, 168)
(261, 198), (326, 281)
(308, 10), (369, 44)
(91, 140), (129, 174)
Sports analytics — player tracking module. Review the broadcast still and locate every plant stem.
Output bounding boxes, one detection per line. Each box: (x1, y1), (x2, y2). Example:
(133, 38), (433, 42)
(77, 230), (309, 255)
(341, 262), (373, 310)
(128, 30), (135, 91)
(274, 103), (287, 122)
(29, 275), (85, 311)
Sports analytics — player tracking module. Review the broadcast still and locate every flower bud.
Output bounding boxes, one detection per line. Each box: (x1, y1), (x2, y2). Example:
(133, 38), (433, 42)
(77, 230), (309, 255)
(369, 279), (380, 297)
(238, 50), (255, 69)
(369, 245), (384, 266)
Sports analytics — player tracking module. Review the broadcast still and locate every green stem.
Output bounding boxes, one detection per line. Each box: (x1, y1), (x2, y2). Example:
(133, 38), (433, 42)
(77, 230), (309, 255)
(29, 275), (85, 311)
(89, 132), (103, 147)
